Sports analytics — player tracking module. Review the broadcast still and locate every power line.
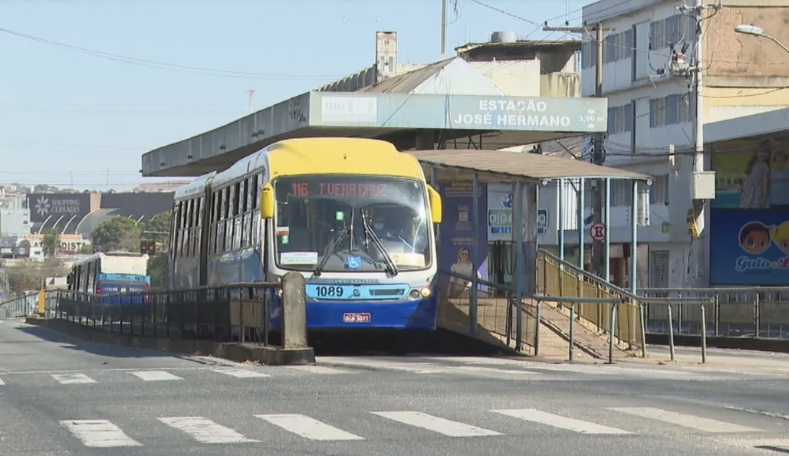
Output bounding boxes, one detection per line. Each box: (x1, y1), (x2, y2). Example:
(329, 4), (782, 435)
(468, 0), (543, 27)
(0, 26), (344, 80)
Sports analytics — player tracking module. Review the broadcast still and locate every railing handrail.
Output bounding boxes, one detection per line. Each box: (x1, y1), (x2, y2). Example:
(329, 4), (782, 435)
(639, 287), (789, 294)
(538, 248), (642, 301)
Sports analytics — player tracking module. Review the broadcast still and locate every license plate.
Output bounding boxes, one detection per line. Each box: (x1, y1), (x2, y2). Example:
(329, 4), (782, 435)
(343, 312), (371, 323)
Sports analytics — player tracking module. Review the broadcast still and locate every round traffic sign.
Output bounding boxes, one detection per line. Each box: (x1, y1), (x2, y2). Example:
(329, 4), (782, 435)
(589, 222), (606, 241)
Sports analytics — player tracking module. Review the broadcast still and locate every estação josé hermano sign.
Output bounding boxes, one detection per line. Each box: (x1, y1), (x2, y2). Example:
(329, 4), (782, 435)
(451, 99), (572, 129)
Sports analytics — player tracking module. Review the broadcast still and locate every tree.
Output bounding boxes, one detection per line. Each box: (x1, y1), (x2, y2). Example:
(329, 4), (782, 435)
(6, 257), (68, 292)
(147, 253), (168, 289)
(41, 227), (60, 257)
(91, 217), (142, 252)
(143, 211), (172, 245)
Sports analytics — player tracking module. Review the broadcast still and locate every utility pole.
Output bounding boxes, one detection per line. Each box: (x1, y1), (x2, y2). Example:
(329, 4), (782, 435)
(440, 0), (447, 59)
(690, 0), (706, 286)
(544, 22), (612, 277)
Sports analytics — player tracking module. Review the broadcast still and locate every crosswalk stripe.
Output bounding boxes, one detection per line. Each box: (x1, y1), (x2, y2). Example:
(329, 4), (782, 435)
(285, 365), (351, 375)
(371, 411), (502, 437)
(608, 407), (762, 433)
(158, 417), (258, 444)
(0, 376), (4, 385)
(212, 368), (270, 378)
(131, 371), (183, 381)
(492, 408), (633, 435)
(255, 414), (364, 441)
(52, 373), (95, 384)
(60, 420), (142, 448)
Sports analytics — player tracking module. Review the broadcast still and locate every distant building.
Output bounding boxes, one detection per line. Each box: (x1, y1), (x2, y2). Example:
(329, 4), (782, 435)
(27, 191), (173, 236)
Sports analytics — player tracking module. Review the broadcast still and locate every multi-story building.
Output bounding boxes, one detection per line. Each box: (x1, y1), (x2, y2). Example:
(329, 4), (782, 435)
(570, 0), (789, 289)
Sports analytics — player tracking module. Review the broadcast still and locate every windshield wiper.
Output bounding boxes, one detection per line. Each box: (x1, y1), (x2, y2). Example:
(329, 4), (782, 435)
(361, 214), (399, 277)
(313, 226), (350, 277)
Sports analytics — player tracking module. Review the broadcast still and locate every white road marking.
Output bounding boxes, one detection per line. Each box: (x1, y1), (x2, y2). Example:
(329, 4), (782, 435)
(493, 408), (633, 435)
(608, 407), (762, 433)
(212, 368), (270, 378)
(255, 414), (364, 441)
(158, 417), (258, 444)
(421, 356), (698, 378)
(286, 365), (352, 375)
(317, 357), (443, 374)
(371, 411), (502, 437)
(51, 373), (96, 384)
(130, 371), (183, 381)
(0, 377), (4, 385)
(446, 366), (538, 376)
(60, 420), (142, 448)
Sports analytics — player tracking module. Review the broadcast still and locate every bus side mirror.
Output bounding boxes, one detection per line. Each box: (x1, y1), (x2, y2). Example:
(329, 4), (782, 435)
(66, 273), (72, 285)
(427, 185), (442, 224)
(260, 184), (274, 219)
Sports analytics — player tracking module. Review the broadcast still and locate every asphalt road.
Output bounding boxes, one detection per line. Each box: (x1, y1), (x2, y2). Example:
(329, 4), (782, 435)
(1, 319), (789, 456)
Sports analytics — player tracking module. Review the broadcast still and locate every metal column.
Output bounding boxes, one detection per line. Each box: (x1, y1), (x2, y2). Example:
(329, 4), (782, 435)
(604, 178), (611, 282)
(470, 172), (479, 334)
(578, 178), (585, 270)
(558, 178), (565, 261)
(514, 180), (525, 351)
(630, 180), (639, 294)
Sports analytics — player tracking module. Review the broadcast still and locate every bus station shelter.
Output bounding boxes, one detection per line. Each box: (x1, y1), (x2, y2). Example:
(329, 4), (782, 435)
(140, 90), (610, 177)
(407, 148), (651, 350)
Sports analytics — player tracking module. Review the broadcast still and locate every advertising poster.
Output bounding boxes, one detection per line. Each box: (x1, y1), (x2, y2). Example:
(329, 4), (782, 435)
(711, 147), (789, 209)
(436, 181), (488, 297)
(487, 183), (514, 242)
(710, 209), (789, 285)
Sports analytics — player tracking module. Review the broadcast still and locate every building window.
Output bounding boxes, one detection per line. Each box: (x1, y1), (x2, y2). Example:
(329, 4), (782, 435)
(583, 29), (634, 69)
(650, 14), (694, 50)
(649, 97), (667, 127)
(650, 93), (691, 128)
(607, 103), (633, 135)
(649, 174), (669, 205)
(613, 180), (633, 207)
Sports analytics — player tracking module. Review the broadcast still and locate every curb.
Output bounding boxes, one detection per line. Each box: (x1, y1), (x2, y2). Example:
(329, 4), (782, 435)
(24, 316), (315, 366)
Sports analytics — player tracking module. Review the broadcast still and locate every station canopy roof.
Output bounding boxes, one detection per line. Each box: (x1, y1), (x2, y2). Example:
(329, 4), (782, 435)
(410, 149), (651, 183)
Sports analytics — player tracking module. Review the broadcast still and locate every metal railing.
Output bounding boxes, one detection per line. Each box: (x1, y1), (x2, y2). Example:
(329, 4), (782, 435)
(639, 287), (789, 340)
(637, 296), (714, 363)
(29, 282), (282, 345)
(0, 292), (41, 320)
(436, 269), (538, 354)
(536, 249), (644, 353)
(532, 294), (625, 363)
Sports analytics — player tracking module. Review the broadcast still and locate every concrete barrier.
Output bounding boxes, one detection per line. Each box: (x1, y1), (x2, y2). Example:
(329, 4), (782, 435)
(646, 332), (789, 354)
(23, 273), (316, 366)
(24, 316), (315, 365)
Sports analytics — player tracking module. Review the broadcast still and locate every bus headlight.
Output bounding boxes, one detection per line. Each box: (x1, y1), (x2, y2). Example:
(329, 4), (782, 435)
(409, 287), (432, 300)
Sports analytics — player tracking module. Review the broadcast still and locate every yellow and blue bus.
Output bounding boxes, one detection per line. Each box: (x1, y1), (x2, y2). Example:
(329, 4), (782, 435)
(67, 251), (151, 304)
(168, 137), (442, 332)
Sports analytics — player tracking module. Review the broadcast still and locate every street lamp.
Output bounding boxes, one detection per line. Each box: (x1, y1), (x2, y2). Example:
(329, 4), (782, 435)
(734, 24), (763, 36)
(734, 24), (789, 55)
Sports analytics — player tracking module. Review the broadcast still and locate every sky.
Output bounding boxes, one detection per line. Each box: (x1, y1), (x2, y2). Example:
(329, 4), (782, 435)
(1, 0), (591, 192)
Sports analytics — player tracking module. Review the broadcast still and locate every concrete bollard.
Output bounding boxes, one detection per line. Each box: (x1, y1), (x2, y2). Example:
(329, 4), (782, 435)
(282, 271), (307, 348)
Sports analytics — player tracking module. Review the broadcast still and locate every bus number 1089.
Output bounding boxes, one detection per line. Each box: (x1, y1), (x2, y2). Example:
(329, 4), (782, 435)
(315, 286), (344, 297)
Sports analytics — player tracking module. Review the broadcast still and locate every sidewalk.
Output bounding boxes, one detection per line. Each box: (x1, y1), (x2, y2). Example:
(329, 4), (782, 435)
(535, 342), (789, 376)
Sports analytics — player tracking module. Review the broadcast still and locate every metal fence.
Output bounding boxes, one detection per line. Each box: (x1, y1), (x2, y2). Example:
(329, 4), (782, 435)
(536, 249), (644, 353)
(0, 292), (41, 320)
(6, 282), (282, 345)
(638, 287), (789, 340)
(436, 269), (538, 355)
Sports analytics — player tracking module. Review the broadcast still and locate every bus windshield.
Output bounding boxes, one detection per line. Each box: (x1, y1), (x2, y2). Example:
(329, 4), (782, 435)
(273, 175), (432, 273)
